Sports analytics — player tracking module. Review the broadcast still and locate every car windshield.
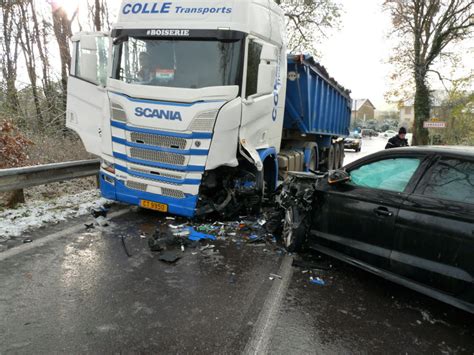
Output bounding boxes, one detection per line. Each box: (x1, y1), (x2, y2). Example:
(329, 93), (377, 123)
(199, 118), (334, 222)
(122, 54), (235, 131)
(349, 133), (361, 138)
(113, 37), (243, 89)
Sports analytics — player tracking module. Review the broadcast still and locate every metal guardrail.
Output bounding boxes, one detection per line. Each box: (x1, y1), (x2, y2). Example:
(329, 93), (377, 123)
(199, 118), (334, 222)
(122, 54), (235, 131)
(0, 159), (100, 193)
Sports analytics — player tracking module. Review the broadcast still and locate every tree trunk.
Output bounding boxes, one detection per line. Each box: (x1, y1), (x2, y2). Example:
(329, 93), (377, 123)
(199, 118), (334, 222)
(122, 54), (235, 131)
(413, 69), (430, 146)
(51, 8), (72, 106)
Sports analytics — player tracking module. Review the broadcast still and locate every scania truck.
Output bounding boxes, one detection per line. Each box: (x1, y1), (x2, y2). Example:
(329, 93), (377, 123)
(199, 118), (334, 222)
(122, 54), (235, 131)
(66, 0), (351, 217)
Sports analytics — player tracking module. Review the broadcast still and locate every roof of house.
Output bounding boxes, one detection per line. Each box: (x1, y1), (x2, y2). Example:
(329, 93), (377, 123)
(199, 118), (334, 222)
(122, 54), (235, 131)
(352, 99), (376, 111)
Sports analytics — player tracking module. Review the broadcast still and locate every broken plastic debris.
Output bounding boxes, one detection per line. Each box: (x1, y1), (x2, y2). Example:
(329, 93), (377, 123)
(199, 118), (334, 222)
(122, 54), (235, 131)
(91, 207), (108, 219)
(181, 245), (185, 252)
(95, 216), (109, 227)
(165, 216), (175, 220)
(159, 251), (181, 263)
(269, 273), (282, 279)
(23, 239), (33, 244)
(84, 223), (95, 230)
(187, 227), (216, 241)
(309, 276), (325, 286)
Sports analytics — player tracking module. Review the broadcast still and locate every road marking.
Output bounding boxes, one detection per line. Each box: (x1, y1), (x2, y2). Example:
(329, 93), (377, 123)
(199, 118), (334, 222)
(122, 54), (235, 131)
(0, 208), (131, 261)
(243, 254), (294, 355)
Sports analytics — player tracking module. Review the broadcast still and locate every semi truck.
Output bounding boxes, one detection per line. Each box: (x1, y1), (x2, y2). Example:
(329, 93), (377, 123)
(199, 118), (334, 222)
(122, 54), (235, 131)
(66, 0), (351, 218)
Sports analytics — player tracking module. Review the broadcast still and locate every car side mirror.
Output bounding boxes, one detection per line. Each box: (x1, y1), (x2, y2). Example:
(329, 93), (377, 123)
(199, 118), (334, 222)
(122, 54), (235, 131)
(328, 169), (351, 185)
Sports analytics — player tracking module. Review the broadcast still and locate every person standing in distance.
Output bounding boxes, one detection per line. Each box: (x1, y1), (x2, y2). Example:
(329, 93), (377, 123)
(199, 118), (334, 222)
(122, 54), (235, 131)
(385, 127), (409, 149)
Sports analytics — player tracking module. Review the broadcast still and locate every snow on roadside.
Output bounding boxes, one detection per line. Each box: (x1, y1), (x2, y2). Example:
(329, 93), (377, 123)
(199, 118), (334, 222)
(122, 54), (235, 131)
(0, 189), (110, 239)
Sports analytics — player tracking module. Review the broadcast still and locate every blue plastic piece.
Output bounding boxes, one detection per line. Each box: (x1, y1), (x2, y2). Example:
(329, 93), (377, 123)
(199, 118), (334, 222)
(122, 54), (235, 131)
(309, 277), (325, 286)
(284, 54), (351, 137)
(187, 227), (217, 241)
(99, 173), (197, 217)
(257, 148), (278, 191)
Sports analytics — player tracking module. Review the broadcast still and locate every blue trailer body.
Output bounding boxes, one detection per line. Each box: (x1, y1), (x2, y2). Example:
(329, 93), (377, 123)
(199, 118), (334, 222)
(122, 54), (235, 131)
(284, 54), (351, 138)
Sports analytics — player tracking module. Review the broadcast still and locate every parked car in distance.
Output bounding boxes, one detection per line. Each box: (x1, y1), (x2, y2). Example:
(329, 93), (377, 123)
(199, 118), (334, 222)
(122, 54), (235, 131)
(281, 146), (474, 313)
(382, 129), (397, 137)
(361, 128), (378, 137)
(344, 132), (362, 152)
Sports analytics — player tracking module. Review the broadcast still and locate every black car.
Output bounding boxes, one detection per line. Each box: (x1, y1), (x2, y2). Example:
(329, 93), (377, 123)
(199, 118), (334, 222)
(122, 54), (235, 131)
(344, 132), (362, 152)
(280, 146), (474, 313)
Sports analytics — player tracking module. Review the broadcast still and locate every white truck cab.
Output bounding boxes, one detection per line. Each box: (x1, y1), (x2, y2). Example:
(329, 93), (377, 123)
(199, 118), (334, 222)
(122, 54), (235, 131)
(67, 0), (287, 217)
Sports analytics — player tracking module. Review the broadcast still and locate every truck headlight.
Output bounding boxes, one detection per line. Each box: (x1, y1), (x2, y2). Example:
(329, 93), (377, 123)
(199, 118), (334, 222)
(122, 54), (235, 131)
(101, 160), (115, 174)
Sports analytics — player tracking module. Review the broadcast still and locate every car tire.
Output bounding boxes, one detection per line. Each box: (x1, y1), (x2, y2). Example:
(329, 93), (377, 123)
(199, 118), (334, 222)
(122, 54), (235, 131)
(281, 205), (308, 252)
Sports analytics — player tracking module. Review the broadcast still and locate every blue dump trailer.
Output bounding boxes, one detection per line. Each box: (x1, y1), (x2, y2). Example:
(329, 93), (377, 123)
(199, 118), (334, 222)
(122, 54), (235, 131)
(280, 54), (352, 173)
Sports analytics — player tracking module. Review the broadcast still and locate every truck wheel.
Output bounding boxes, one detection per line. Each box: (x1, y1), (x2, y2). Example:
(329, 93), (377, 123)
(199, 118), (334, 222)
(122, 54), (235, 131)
(281, 205), (307, 252)
(339, 142), (345, 167)
(327, 145), (335, 170)
(334, 143), (341, 169)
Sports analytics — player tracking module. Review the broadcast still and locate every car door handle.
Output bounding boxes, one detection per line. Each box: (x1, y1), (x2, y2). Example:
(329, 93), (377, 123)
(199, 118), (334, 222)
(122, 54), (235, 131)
(373, 207), (393, 217)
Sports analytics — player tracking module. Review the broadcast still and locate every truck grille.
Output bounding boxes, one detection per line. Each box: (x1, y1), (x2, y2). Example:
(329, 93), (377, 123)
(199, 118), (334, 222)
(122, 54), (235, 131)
(130, 132), (186, 150)
(129, 166), (182, 180)
(130, 147), (186, 166)
(126, 181), (147, 191)
(188, 119), (215, 132)
(161, 188), (185, 199)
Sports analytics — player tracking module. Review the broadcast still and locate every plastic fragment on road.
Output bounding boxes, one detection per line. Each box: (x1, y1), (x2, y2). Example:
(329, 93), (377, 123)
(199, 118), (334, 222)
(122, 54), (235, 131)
(91, 206), (108, 219)
(187, 227), (217, 241)
(309, 276), (325, 286)
(270, 273), (282, 279)
(95, 216), (109, 227)
(159, 251), (181, 263)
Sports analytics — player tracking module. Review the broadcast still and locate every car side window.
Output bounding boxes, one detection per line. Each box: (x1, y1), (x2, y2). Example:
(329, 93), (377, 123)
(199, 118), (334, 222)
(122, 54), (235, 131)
(420, 159), (474, 204)
(349, 158), (421, 192)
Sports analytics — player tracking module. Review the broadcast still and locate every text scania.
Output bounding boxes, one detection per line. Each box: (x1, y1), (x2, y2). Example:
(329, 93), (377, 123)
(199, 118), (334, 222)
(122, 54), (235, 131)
(135, 107), (182, 121)
(122, 2), (232, 15)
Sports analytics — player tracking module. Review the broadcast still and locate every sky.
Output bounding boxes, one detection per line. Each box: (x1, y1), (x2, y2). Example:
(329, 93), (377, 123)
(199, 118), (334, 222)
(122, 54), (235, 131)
(318, 0), (396, 111)
(27, 0), (474, 112)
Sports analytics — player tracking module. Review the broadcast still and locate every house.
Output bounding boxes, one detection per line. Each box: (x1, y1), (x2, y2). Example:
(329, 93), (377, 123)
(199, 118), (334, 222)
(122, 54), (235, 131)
(399, 90), (447, 127)
(351, 99), (376, 122)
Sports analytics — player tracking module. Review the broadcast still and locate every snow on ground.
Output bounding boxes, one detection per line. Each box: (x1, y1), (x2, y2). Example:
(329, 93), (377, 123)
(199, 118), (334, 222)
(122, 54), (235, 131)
(343, 136), (388, 166)
(0, 189), (110, 239)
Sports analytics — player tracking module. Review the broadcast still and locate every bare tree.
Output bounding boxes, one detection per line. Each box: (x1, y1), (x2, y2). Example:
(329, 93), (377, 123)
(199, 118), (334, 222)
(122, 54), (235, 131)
(16, 0), (44, 126)
(0, 0), (21, 114)
(275, 0), (342, 54)
(384, 0), (474, 145)
(49, 1), (76, 99)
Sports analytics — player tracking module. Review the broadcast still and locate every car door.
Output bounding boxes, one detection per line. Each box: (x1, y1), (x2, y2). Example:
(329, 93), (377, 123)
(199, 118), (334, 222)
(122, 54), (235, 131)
(392, 156), (474, 300)
(311, 155), (426, 270)
(66, 32), (109, 156)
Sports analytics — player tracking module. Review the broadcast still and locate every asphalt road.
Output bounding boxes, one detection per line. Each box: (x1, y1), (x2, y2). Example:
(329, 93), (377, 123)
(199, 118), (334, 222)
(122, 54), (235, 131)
(1, 207), (473, 354)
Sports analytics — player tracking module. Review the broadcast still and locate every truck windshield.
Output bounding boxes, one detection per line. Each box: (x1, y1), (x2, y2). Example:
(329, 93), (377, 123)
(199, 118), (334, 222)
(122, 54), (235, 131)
(113, 37), (242, 89)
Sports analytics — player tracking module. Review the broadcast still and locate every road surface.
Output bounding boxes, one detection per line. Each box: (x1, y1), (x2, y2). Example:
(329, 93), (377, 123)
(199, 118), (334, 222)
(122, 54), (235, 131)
(343, 136), (387, 165)
(1, 206), (473, 354)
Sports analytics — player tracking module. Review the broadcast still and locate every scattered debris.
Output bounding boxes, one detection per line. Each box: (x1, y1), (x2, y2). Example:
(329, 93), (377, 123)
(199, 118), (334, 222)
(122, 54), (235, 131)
(23, 239), (33, 244)
(84, 223), (95, 230)
(159, 251), (181, 263)
(187, 227), (217, 241)
(94, 216), (109, 227)
(91, 206), (108, 219)
(269, 273), (282, 279)
(309, 276), (325, 286)
(121, 236), (132, 257)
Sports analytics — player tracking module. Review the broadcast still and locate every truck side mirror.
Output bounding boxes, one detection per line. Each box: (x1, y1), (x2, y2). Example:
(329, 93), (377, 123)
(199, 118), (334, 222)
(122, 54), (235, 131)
(257, 43), (278, 94)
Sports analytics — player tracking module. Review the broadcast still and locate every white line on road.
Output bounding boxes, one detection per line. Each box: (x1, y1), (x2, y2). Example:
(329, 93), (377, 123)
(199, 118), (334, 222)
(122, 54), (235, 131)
(0, 208), (131, 262)
(243, 254), (294, 355)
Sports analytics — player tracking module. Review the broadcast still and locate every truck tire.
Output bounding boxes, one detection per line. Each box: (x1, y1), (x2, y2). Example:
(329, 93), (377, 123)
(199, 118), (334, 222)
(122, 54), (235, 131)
(339, 141), (345, 167)
(334, 143), (341, 169)
(327, 145), (335, 170)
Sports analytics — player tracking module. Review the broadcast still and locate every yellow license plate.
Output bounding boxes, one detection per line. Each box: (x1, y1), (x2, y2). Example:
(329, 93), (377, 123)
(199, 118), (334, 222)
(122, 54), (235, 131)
(140, 200), (168, 212)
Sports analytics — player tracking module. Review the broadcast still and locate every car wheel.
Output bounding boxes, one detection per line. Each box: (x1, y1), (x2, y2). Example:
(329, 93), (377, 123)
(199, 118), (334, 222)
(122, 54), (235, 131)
(282, 205), (307, 252)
